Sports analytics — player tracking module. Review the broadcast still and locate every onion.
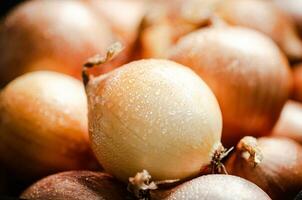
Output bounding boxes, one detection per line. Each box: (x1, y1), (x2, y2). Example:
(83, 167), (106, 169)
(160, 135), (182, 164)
(139, 0), (302, 60)
(0, 0), (118, 88)
(271, 0), (302, 36)
(293, 63), (302, 102)
(20, 171), (131, 200)
(271, 100), (302, 144)
(168, 24), (292, 146)
(139, 0), (215, 59)
(84, 0), (146, 64)
(225, 136), (302, 200)
(160, 174), (271, 200)
(85, 0), (145, 49)
(0, 71), (97, 180)
(85, 53), (224, 183)
(215, 0), (302, 60)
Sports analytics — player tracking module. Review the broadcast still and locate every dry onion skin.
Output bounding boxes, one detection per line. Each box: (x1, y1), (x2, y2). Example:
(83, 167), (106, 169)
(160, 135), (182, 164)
(215, 0), (302, 61)
(0, 71), (97, 180)
(0, 0), (117, 88)
(272, 100), (302, 144)
(86, 58), (223, 182)
(20, 171), (131, 200)
(226, 136), (302, 200)
(293, 63), (302, 102)
(168, 25), (292, 146)
(161, 174), (271, 200)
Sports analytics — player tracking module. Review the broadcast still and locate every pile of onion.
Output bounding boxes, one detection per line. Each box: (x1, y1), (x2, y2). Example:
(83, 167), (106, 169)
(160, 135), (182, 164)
(139, 0), (302, 61)
(272, 100), (302, 144)
(293, 63), (302, 101)
(84, 47), (226, 187)
(226, 136), (302, 200)
(20, 171), (131, 200)
(168, 23), (292, 146)
(0, 0), (123, 87)
(156, 174), (271, 200)
(0, 71), (97, 180)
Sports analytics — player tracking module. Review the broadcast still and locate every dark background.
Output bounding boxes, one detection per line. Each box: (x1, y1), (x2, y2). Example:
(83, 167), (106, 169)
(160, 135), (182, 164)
(0, 0), (25, 19)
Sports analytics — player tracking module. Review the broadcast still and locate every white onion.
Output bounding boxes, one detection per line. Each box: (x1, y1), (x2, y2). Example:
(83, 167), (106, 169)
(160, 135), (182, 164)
(86, 59), (223, 182)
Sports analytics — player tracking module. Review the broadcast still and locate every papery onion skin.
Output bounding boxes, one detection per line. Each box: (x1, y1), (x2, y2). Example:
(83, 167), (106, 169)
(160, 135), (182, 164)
(168, 26), (292, 146)
(0, 0), (116, 88)
(293, 63), (302, 102)
(20, 171), (130, 200)
(272, 100), (302, 144)
(215, 0), (302, 60)
(0, 71), (97, 180)
(226, 136), (302, 200)
(161, 174), (271, 200)
(87, 59), (222, 182)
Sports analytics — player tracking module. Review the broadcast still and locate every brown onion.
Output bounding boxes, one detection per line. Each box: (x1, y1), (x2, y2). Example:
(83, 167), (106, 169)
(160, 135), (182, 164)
(293, 63), (302, 101)
(0, 0), (118, 88)
(215, 0), (302, 60)
(0, 71), (97, 180)
(226, 136), (302, 200)
(160, 174), (271, 200)
(20, 171), (131, 200)
(272, 0), (302, 35)
(168, 25), (292, 146)
(272, 100), (302, 144)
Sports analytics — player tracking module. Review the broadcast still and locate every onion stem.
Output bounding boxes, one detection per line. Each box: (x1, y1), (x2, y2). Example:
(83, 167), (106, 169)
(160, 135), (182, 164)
(237, 136), (263, 167)
(82, 42), (124, 86)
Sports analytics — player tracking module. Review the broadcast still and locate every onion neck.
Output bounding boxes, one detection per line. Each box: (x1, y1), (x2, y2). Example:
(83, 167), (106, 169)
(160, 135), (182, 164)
(237, 136), (263, 167)
(82, 42), (124, 86)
